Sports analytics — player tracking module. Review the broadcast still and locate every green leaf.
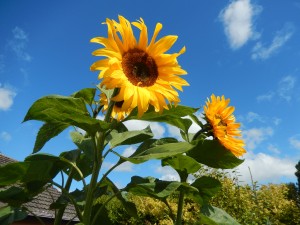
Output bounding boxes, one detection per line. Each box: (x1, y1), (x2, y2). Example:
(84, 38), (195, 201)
(162, 155), (201, 175)
(191, 176), (222, 203)
(0, 206), (27, 225)
(23, 95), (110, 134)
(125, 105), (198, 133)
(107, 126), (153, 148)
(71, 88), (96, 105)
(0, 186), (31, 206)
(0, 162), (28, 186)
(188, 139), (244, 169)
(124, 176), (181, 199)
(33, 122), (69, 153)
(115, 140), (194, 164)
(201, 205), (241, 225)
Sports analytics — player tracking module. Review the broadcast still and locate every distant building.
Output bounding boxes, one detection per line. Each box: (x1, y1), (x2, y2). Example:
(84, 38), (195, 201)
(0, 154), (78, 225)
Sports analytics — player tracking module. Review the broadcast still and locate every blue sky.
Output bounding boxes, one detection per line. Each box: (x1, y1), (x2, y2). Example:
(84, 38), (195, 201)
(1, 0), (300, 189)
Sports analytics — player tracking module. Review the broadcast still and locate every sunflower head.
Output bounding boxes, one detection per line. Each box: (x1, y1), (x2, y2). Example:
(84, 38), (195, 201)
(91, 15), (189, 119)
(203, 94), (246, 157)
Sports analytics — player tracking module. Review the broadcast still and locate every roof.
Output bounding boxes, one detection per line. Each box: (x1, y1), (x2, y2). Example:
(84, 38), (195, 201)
(0, 154), (78, 222)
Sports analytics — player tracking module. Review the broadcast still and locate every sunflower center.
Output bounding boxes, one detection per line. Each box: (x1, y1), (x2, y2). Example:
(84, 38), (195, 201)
(115, 100), (124, 109)
(122, 48), (158, 87)
(216, 115), (227, 127)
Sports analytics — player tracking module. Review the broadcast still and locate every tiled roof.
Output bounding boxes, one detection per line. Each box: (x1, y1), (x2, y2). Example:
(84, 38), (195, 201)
(0, 154), (78, 222)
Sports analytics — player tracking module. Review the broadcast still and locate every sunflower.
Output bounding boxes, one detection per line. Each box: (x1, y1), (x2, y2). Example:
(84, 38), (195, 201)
(91, 15), (189, 119)
(203, 94), (246, 157)
(99, 92), (131, 121)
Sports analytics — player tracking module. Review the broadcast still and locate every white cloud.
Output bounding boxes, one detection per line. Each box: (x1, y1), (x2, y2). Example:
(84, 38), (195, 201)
(277, 75), (296, 101)
(0, 84), (17, 111)
(236, 152), (296, 183)
(122, 146), (136, 157)
(256, 75), (297, 103)
(256, 91), (275, 102)
(220, 0), (262, 49)
(156, 165), (180, 181)
(124, 120), (165, 139)
(103, 161), (134, 172)
(289, 134), (300, 150)
(246, 112), (264, 123)
(251, 23), (294, 60)
(243, 127), (273, 150)
(8, 27), (31, 62)
(0, 131), (12, 142)
(267, 144), (280, 154)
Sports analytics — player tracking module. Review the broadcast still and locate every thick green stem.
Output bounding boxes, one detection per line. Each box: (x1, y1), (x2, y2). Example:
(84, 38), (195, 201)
(82, 88), (118, 224)
(176, 173), (188, 225)
(83, 134), (103, 224)
(175, 190), (185, 225)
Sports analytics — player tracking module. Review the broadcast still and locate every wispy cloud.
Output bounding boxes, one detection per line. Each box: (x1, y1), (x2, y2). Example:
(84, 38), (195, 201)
(0, 131), (12, 142)
(289, 134), (300, 150)
(278, 75), (297, 101)
(257, 75), (297, 102)
(0, 84), (17, 111)
(251, 23), (295, 60)
(243, 127), (273, 151)
(8, 27), (31, 62)
(219, 0), (262, 49)
(237, 152), (296, 183)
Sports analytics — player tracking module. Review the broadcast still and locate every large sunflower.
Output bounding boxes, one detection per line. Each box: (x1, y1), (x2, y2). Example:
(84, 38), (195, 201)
(91, 15), (189, 119)
(204, 94), (246, 157)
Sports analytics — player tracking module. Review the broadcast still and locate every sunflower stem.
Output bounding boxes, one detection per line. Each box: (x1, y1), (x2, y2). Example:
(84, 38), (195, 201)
(82, 88), (118, 224)
(175, 173), (188, 225)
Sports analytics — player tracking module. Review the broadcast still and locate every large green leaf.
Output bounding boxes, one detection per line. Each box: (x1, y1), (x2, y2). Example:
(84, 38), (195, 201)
(0, 162), (28, 186)
(191, 176), (221, 204)
(71, 88), (96, 105)
(33, 122), (69, 153)
(114, 140), (194, 164)
(125, 105), (198, 133)
(201, 205), (241, 225)
(0, 206), (27, 225)
(188, 139), (244, 169)
(124, 176), (182, 199)
(162, 155), (201, 175)
(0, 186), (32, 206)
(107, 126), (153, 148)
(23, 95), (110, 134)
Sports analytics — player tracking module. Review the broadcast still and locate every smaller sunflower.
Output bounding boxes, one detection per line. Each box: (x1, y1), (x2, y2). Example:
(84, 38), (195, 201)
(99, 93), (132, 121)
(204, 94), (246, 157)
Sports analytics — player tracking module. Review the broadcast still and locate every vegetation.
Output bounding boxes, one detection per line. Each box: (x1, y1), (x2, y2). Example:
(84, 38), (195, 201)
(99, 169), (300, 225)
